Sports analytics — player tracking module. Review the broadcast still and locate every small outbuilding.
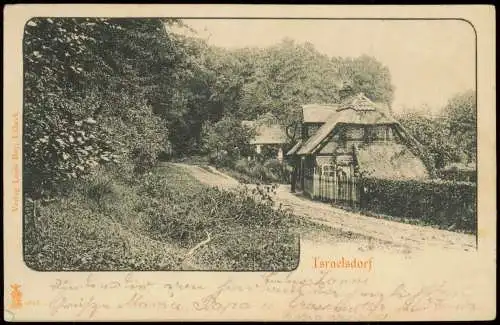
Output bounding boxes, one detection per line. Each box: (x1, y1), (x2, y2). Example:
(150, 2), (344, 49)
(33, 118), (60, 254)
(242, 115), (288, 162)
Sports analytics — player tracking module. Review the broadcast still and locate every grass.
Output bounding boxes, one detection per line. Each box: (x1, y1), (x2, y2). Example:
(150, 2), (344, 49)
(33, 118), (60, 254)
(23, 162), (301, 271)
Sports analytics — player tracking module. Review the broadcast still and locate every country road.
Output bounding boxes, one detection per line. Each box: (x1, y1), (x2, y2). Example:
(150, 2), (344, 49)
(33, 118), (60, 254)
(164, 163), (496, 319)
(172, 162), (477, 253)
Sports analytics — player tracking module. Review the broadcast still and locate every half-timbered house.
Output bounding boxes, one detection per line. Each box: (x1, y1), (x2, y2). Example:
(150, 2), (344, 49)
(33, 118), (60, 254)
(287, 93), (434, 207)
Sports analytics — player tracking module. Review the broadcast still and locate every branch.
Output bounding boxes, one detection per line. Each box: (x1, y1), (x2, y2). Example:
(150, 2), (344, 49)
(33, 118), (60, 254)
(184, 230), (212, 259)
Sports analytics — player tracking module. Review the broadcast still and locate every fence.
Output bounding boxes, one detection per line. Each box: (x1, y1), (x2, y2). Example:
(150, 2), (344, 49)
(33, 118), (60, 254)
(303, 170), (360, 208)
(303, 171), (476, 234)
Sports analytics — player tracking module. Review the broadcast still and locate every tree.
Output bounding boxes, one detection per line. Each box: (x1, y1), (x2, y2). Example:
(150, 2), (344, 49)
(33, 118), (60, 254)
(396, 111), (461, 169)
(397, 90), (477, 170)
(153, 30), (397, 154)
(239, 39), (341, 133)
(23, 18), (184, 197)
(443, 90), (476, 164)
(334, 55), (395, 108)
(200, 116), (256, 167)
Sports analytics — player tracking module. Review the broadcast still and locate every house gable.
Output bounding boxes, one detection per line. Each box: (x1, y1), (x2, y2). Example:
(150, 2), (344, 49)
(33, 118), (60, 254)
(242, 116), (288, 146)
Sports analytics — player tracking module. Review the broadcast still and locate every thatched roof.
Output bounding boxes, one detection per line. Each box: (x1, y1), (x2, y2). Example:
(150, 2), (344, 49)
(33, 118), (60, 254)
(295, 93), (435, 178)
(301, 94), (391, 124)
(298, 94), (396, 155)
(286, 140), (303, 156)
(355, 143), (430, 180)
(297, 103), (396, 155)
(302, 104), (340, 123)
(337, 93), (391, 112)
(242, 120), (288, 145)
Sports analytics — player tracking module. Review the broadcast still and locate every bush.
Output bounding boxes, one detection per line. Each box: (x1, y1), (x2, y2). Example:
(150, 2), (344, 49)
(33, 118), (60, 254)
(437, 168), (477, 183)
(200, 116), (256, 168)
(208, 150), (234, 168)
(264, 159), (290, 183)
(250, 163), (269, 181)
(23, 18), (171, 199)
(24, 164), (299, 271)
(360, 178), (477, 233)
(23, 93), (119, 199)
(234, 158), (250, 174)
(224, 158), (290, 185)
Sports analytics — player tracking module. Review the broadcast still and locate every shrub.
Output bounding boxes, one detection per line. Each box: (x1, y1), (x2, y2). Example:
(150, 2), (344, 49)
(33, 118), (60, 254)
(24, 164), (299, 271)
(23, 94), (119, 199)
(200, 116), (256, 167)
(234, 158), (250, 174)
(437, 168), (477, 183)
(208, 150), (234, 168)
(264, 159), (290, 183)
(147, 184), (299, 271)
(250, 163), (268, 181)
(23, 18), (171, 198)
(224, 158), (290, 185)
(360, 178), (477, 233)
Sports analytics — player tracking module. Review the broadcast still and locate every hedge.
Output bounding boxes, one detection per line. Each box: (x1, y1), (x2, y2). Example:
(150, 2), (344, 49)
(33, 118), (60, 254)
(359, 178), (477, 234)
(437, 169), (477, 183)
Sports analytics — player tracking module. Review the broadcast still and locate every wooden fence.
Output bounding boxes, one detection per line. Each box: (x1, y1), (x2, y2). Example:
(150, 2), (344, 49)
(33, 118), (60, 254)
(304, 172), (360, 208)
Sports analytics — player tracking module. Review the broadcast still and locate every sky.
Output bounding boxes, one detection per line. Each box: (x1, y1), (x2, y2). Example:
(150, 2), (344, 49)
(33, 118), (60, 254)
(176, 19), (476, 115)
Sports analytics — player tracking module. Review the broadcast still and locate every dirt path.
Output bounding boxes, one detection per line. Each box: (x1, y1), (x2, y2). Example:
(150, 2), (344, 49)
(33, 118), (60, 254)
(168, 163), (495, 319)
(274, 186), (476, 252)
(171, 163), (240, 189)
(173, 163), (476, 253)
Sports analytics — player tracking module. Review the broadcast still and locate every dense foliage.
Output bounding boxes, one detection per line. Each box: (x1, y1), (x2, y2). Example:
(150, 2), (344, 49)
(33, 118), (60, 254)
(235, 40), (395, 140)
(231, 158), (291, 184)
(24, 18), (397, 196)
(360, 178), (477, 233)
(443, 90), (477, 164)
(396, 90), (476, 169)
(200, 115), (256, 167)
(23, 18), (182, 198)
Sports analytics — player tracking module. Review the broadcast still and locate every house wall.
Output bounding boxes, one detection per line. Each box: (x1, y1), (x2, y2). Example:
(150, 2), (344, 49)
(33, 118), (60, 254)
(329, 124), (399, 152)
(302, 124), (398, 194)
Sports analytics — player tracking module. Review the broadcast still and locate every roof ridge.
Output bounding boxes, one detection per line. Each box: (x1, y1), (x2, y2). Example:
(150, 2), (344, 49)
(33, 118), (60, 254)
(338, 92), (377, 111)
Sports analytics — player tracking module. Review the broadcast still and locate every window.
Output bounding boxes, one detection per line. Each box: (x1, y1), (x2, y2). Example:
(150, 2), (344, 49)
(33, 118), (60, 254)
(321, 164), (335, 177)
(345, 126), (364, 140)
(365, 125), (389, 142)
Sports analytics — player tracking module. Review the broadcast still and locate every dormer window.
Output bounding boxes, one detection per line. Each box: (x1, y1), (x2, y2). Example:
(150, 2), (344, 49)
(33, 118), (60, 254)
(364, 125), (393, 143)
(345, 126), (364, 140)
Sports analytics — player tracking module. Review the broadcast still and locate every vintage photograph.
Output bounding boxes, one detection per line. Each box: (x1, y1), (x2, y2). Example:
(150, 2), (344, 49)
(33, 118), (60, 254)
(22, 17), (477, 273)
(5, 4), (496, 321)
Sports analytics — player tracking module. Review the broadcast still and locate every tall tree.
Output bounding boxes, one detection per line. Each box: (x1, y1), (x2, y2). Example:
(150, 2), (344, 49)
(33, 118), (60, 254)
(239, 39), (342, 131)
(334, 55), (395, 108)
(396, 111), (461, 169)
(443, 90), (477, 164)
(396, 90), (477, 169)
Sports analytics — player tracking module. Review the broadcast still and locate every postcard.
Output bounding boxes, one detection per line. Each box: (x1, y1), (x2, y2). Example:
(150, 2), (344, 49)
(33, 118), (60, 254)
(3, 4), (496, 321)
